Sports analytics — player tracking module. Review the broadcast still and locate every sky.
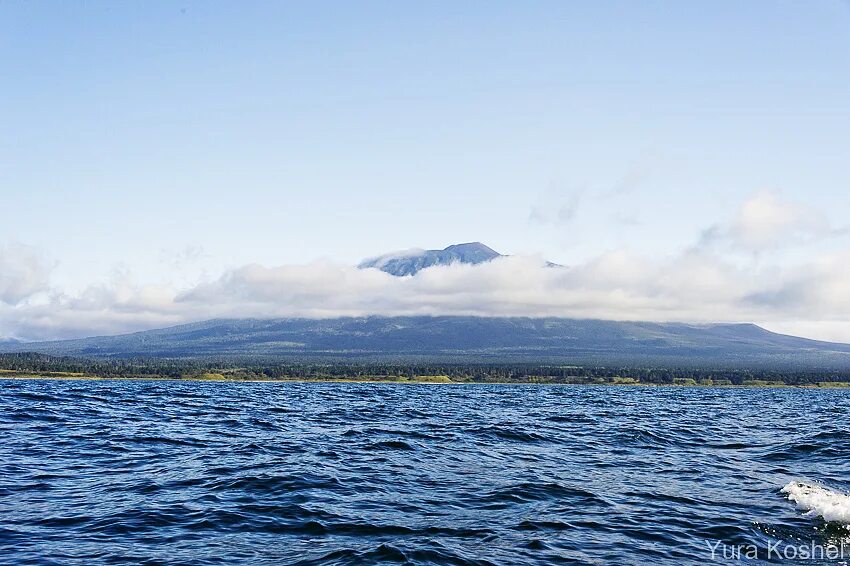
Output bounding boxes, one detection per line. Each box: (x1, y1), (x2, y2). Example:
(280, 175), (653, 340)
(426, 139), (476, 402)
(2, 1), (850, 342)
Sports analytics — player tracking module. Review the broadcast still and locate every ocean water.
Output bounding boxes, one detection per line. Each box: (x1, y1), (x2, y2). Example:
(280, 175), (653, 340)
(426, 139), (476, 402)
(2, 380), (850, 565)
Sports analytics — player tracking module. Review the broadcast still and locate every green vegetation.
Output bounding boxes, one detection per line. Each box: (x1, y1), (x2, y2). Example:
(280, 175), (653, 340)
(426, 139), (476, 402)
(742, 379), (784, 387)
(2, 352), (850, 387)
(818, 381), (850, 388)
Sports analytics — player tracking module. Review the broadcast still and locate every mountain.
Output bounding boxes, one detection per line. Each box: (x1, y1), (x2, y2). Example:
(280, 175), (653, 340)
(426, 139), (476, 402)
(358, 242), (502, 276)
(4, 316), (850, 369)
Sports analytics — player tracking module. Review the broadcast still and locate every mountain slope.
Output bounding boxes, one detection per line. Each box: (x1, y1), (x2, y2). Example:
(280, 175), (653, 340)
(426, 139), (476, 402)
(358, 242), (502, 276)
(4, 316), (850, 369)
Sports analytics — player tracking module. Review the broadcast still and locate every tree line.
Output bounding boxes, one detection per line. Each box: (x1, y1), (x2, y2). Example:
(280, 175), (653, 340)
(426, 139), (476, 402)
(1, 352), (849, 385)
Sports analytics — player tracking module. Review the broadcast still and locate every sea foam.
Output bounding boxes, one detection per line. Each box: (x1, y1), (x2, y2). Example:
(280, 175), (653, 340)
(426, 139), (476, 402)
(782, 481), (850, 524)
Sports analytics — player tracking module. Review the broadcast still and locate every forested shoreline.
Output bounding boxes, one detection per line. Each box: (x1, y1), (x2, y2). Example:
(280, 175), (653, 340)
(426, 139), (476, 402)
(2, 352), (850, 386)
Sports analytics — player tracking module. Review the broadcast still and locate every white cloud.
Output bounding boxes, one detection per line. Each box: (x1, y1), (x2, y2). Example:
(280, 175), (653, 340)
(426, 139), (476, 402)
(3, 190), (850, 343)
(2, 248), (849, 343)
(0, 243), (52, 305)
(357, 248), (426, 270)
(702, 190), (842, 252)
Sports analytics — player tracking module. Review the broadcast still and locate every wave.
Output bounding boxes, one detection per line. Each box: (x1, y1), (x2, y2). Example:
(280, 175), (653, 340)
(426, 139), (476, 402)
(781, 481), (850, 524)
(7, 379), (850, 566)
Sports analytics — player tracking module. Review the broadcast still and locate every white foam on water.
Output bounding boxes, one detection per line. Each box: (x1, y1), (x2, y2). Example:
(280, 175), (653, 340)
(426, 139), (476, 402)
(782, 481), (850, 524)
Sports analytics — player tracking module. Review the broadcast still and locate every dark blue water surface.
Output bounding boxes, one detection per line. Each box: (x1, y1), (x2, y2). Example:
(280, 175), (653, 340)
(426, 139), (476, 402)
(2, 380), (850, 565)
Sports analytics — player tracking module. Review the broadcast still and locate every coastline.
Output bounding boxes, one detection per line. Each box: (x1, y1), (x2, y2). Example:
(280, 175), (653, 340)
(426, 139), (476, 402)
(3, 373), (850, 388)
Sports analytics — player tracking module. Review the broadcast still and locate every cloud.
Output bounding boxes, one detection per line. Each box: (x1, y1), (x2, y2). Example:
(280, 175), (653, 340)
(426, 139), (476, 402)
(3, 189), (850, 343)
(529, 164), (651, 230)
(5, 246), (849, 342)
(744, 251), (850, 316)
(357, 248), (426, 270)
(0, 243), (52, 305)
(529, 190), (582, 226)
(700, 190), (844, 252)
(0, 261), (186, 341)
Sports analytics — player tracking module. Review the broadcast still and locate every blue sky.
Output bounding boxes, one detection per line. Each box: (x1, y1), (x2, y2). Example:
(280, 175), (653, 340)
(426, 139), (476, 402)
(2, 1), (850, 340)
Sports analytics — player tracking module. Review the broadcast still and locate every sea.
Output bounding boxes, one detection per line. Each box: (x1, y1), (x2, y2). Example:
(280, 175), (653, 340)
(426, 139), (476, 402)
(2, 380), (849, 565)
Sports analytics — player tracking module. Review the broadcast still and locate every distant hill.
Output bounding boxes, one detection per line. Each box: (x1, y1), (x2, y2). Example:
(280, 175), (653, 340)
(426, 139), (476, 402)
(358, 242), (502, 276)
(4, 316), (850, 369)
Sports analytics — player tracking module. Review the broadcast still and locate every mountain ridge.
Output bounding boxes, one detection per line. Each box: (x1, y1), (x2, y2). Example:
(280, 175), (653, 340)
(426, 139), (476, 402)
(3, 316), (850, 369)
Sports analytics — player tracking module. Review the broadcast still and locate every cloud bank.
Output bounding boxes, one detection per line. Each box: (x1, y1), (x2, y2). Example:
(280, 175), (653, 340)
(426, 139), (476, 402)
(2, 191), (850, 343)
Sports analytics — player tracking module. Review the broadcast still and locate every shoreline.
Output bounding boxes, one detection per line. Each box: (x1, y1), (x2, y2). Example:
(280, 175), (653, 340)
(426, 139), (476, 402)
(3, 374), (850, 388)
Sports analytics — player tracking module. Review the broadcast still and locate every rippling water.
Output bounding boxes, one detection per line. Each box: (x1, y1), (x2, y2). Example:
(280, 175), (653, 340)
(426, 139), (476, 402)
(2, 380), (850, 565)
